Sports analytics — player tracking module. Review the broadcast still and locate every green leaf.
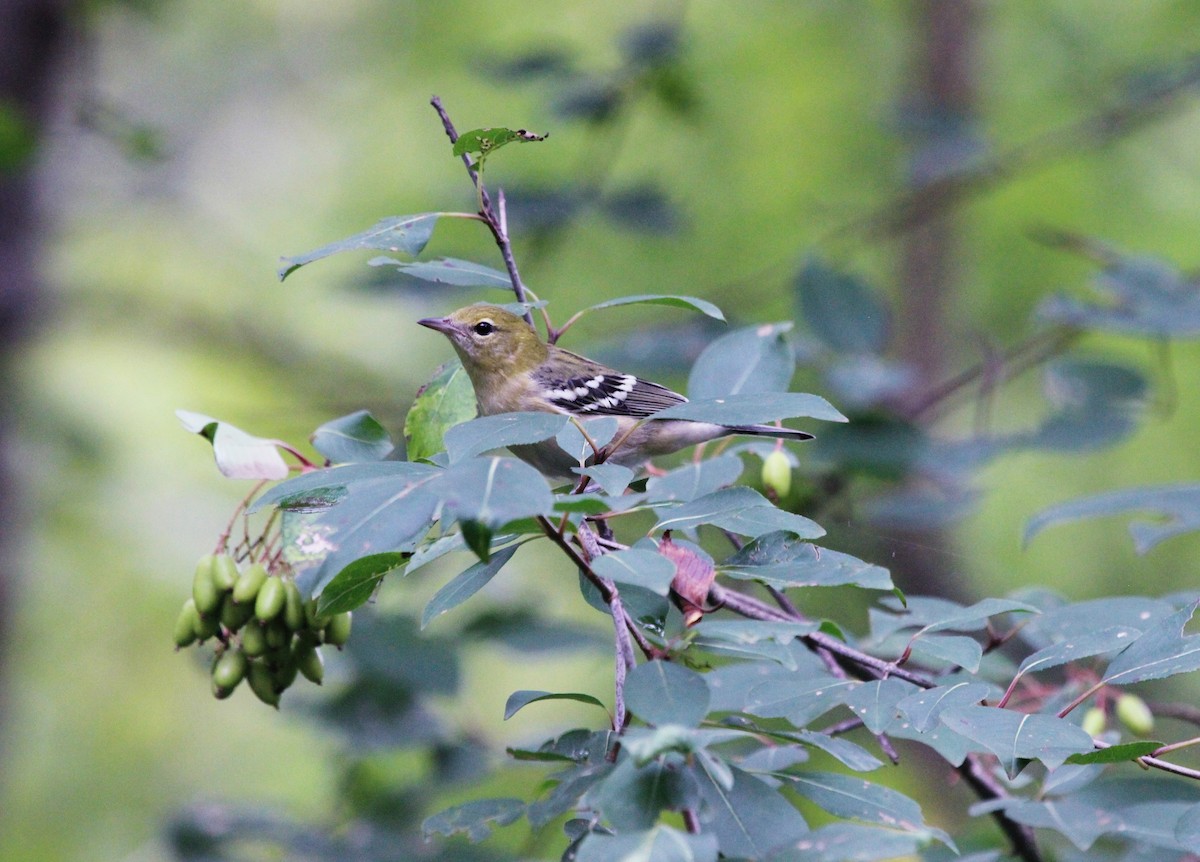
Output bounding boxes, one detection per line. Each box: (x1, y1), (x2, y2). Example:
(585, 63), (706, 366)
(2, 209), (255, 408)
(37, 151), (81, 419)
(625, 661), (711, 727)
(895, 682), (992, 733)
(591, 549), (676, 596)
(582, 293), (725, 323)
(311, 410), (393, 464)
(278, 213), (440, 280)
(1025, 483), (1200, 553)
(910, 634), (983, 672)
(369, 255), (513, 288)
(765, 823), (930, 862)
(444, 412), (569, 463)
(655, 487), (824, 539)
(645, 455), (743, 502)
(747, 671), (861, 726)
(459, 519), (493, 561)
(1102, 602), (1200, 685)
(177, 409), (289, 480)
(451, 126), (547, 158)
(789, 731), (884, 773)
(843, 679), (919, 734)
(795, 256), (890, 354)
(430, 456), (554, 529)
(576, 826), (717, 862)
(503, 689), (607, 720)
(653, 392), (848, 425)
(1065, 741), (1164, 764)
(783, 772), (953, 849)
(556, 416), (619, 465)
(692, 762), (809, 859)
(404, 360), (478, 464)
(574, 463), (635, 496)
(317, 552), (409, 615)
(1012, 626), (1141, 686)
(938, 705), (1093, 777)
(1019, 595), (1173, 648)
(421, 798), (525, 842)
(688, 322), (795, 400)
(421, 543), (520, 629)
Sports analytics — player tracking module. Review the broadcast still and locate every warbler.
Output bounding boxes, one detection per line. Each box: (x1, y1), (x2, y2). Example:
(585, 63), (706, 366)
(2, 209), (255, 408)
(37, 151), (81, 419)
(419, 304), (813, 477)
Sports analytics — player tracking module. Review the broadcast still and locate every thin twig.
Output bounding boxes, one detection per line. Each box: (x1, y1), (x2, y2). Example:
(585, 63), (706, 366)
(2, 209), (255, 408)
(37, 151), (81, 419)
(429, 95), (534, 326)
(959, 753), (1043, 862)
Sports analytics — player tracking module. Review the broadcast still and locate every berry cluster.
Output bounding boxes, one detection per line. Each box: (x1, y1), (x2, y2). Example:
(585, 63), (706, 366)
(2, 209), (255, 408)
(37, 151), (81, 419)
(174, 553), (350, 708)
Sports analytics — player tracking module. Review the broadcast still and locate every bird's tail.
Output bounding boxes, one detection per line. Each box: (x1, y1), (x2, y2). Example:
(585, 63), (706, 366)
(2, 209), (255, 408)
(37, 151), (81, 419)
(730, 425), (814, 441)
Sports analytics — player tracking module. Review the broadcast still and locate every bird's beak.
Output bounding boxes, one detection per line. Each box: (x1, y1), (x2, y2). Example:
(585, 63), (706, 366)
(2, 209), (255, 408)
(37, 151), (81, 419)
(418, 316), (456, 335)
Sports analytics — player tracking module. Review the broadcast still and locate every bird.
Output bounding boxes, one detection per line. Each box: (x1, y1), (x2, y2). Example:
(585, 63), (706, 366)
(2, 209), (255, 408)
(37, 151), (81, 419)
(418, 304), (813, 477)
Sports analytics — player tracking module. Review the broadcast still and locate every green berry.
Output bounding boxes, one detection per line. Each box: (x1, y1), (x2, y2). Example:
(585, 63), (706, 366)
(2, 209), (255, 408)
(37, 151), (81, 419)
(304, 597), (331, 631)
(246, 661), (280, 708)
(294, 640), (324, 685)
(283, 581), (306, 632)
(255, 576), (287, 623)
(265, 619), (290, 650)
(192, 554), (222, 616)
(1080, 706), (1106, 737)
(269, 652), (298, 692)
(761, 450), (792, 499)
(1116, 693), (1155, 735)
(241, 619), (268, 657)
(211, 649), (248, 698)
(220, 593), (255, 632)
(174, 599), (201, 649)
(193, 611), (220, 642)
(211, 554), (239, 592)
(324, 612), (352, 648)
(233, 562), (269, 605)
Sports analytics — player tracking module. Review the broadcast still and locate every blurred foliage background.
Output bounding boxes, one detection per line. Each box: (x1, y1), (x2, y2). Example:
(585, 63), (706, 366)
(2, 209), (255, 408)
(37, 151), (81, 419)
(4, 1), (1200, 860)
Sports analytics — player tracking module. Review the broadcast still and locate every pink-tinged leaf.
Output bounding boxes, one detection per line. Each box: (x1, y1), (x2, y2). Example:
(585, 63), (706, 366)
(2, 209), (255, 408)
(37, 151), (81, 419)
(177, 409), (289, 480)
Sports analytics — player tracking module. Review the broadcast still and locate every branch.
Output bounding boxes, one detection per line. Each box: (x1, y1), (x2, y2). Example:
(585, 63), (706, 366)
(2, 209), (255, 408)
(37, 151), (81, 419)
(429, 95), (534, 326)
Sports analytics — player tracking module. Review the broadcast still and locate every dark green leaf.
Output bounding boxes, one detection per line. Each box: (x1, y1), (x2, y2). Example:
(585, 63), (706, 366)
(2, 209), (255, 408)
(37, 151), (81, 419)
(576, 826), (717, 862)
(592, 549), (676, 596)
(688, 322), (794, 400)
(369, 256), (512, 288)
(278, 213), (440, 280)
(581, 293), (725, 322)
(317, 552), (408, 615)
(451, 127), (547, 159)
(939, 705), (1093, 776)
(177, 409), (289, 480)
(504, 689), (607, 720)
(1065, 741), (1163, 764)
(625, 661), (710, 727)
(600, 185), (680, 234)
(655, 487), (824, 539)
(585, 757), (698, 831)
(311, 410), (393, 464)
(795, 256), (890, 354)
(527, 762), (613, 827)
(1020, 595), (1173, 648)
(654, 392), (847, 425)
(405, 361), (479, 464)
(1103, 602), (1200, 685)
(421, 543), (519, 628)
(444, 412), (569, 463)
(430, 456), (554, 529)
(783, 772), (953, 849)
(421, 798), (525, 842)
(459, 519), (493, 561)
(692, 762), (808, 858)
(645, 454), (743, 502)
(1025, 484), (1200, 553)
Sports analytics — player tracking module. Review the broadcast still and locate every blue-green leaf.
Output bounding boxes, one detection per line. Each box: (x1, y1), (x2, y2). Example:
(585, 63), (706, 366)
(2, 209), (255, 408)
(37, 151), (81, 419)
(574, 463), (635, 496)
(747, 671), (861, 726)
(421, 797), (525, 842)
(765, 823), (932, 862)
(1102, 602), (1200, 685)
(279, 213), (440, 280)
(248, 462), (434, 514)
(783, 772), (953, 849)
(592, 549), (676, 596)
(844, 679), (919, 734)
(583, 293), (725, 322)
(939, 705), (1093, 776)
(653, 392), (847, 425)
(369, 256), (512, 288)
(1025, 484), (1200, 554)
(585, 757), (699, 832)
(504, 689), (607, 720)
(421, 543), (520, 628)
(895, 682), (992, 733)
(692, 762), (809, 858)
(795, 256), (890, 354)
(430, 456), (554, 528)
(311, 410), (393, 464)
(444, 412), (569, 463)
(645, 455), (743, 502)
(655, 487), (824, 539)
(722, 534), (891, 590)
(688, 322), (795, 399)
(576, 826), (717, 862)
(625, 661), (710, 728)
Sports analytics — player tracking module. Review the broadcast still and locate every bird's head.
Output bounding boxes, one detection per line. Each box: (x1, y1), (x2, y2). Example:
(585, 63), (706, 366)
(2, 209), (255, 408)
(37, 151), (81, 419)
(418, 304), (548, 377)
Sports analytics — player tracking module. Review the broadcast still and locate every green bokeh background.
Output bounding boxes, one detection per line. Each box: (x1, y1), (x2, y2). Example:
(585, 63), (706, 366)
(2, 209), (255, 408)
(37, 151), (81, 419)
(5, 2), (1200, 859)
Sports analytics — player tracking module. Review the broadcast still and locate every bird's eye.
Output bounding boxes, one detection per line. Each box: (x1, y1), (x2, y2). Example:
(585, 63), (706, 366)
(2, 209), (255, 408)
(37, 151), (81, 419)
(473, 320), (495, 336)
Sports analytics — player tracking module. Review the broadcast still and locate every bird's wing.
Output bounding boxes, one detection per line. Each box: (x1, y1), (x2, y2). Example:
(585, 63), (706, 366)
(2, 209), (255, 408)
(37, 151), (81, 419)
(536, 352), (686, 419)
